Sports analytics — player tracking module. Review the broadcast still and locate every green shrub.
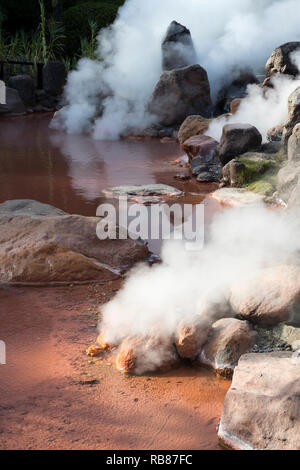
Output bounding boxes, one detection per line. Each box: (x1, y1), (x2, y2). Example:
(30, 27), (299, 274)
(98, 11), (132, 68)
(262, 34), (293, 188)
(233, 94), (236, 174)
(62, 1), (124, 56)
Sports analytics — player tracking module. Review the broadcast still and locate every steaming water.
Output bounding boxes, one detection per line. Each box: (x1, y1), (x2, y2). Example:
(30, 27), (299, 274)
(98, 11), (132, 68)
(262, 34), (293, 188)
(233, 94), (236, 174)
(0, 114), (221, 253)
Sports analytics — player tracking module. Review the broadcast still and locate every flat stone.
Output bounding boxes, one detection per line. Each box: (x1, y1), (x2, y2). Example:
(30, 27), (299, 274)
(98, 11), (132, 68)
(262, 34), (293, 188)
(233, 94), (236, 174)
(102, 184), (183, 200)
(0, 199), (67, 217)
(212, 188), (264, 206)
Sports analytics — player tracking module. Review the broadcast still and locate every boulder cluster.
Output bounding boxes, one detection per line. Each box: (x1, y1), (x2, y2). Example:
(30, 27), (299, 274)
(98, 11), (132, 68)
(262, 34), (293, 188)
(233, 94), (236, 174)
(0, 61), (66, 115)
(147, 25), (300, 193)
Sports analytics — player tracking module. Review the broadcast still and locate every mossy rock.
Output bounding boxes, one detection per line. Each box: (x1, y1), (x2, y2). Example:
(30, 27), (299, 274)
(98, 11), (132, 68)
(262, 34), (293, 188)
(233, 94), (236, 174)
(236, 151), (287, 197)
(62, 1), (124, 56)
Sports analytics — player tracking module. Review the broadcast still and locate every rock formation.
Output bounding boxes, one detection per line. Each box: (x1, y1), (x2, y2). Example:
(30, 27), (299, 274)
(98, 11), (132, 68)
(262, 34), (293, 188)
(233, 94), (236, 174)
(265, 42), (300, 77)
(149, 64), (212, 127)
(162, 21), (197, 71)
(217, 124), (262, 166)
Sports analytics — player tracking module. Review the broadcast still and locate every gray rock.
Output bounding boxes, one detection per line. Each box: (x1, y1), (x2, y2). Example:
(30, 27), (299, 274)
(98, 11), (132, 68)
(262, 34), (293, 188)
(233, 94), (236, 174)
(217, 124), (262, 166)
(282, 87), (300, 145)
(265, 42), (300, 77)
(162, 21), (197, 71)
(196, 171), (219, 183)
(149, 64), (212, 127)
(7, 74), (35, 107)
(288, 122), (300, 162)
(218, 352), (300, 450)
(43, 61), (67, 96)
(4, 87), (26, 115)
(222, 159), (246, 187)
(102, 184), (183, 200)
(0, 199), (67, 217)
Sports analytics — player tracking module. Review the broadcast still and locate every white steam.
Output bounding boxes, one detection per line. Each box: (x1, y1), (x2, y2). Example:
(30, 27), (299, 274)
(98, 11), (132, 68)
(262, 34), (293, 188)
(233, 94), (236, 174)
(52, 0), (300, 139)
(207, 50), (300, 142)
(100, 204), (300, 350)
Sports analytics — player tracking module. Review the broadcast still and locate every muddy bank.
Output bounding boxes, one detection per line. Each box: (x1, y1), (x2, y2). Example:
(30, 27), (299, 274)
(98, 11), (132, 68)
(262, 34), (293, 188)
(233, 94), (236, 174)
(0, 282), (230, 450)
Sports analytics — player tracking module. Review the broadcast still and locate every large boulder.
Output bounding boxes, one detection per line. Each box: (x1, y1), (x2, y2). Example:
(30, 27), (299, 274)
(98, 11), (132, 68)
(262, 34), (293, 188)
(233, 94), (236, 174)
(149, 64), (212, 127)
(177, 115), (210, 144)
(217, 124), (262, 166)
(230, 265), (300, 326)
(282, 87), (300, 145)
(4, 87), (26, 115)
(218, 352), (300, 450)
(265, 42), (300, 78)
(7, 74), (36, 107)
(162, 21), (197, 72)
(0, 203), (149, 284)
(199, 318), (257, 378)
(43, 61), (67, 96)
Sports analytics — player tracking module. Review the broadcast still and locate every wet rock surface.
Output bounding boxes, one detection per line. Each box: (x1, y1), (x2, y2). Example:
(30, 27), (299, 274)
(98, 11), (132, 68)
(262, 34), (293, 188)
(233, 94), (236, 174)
(218, 352), (300, 450)
(162, 21), (197, 71)
(149, 64), (212, 127)
(199, 318), (257, 378)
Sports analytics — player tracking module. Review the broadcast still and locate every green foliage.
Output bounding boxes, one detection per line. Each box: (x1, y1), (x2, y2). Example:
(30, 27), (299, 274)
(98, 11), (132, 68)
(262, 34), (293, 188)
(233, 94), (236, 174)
(62, 2), (122, 56)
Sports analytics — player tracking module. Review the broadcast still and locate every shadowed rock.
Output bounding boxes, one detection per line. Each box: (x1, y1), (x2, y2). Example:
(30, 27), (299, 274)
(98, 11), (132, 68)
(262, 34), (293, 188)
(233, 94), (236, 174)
(162, 21), (197, 71)
(7, 74), (36, 107)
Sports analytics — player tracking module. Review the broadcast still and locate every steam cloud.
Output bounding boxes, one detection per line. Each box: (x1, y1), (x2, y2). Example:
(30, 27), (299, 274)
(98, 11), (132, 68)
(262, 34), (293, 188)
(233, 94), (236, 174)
(52, 0), (300, 140)
(99, 204), (300, 373)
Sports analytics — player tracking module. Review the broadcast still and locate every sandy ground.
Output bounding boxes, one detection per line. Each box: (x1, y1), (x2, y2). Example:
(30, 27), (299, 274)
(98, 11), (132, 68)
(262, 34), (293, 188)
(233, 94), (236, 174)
(0, 281), (230, 450)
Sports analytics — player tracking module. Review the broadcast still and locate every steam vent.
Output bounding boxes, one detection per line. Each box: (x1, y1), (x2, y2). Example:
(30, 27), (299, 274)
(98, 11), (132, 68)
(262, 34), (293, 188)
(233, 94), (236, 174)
(1, 0), (300, 454)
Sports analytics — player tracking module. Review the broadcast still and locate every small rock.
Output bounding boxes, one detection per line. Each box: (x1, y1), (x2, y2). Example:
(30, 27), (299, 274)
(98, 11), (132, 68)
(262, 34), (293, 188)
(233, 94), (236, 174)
(199, 318), (257, 377)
